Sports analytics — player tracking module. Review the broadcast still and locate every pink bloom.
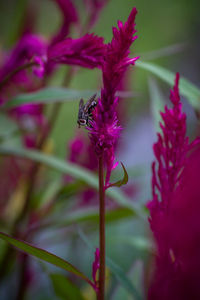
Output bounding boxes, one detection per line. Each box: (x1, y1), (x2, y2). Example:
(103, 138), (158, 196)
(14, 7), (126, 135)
(88, 7), (139, 185)
(48, 33), (105, 69)
(148, 146), (200, 300)
(92, 248), (100, 292)
(148, 73), (199, 238)
(0, 34), (47, 83)
(147, 74), (200, 299)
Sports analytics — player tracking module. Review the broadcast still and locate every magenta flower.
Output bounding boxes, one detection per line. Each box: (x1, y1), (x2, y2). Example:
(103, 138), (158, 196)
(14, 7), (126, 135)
(148, 73), (199, 239)
(148, 146), (200, 300)
(92, 248), (100, 292)
(88, 7), (139, 185)
(0, 33), (47, 83)
(147, 74), (200, 299)
(48, 33), (105, 69)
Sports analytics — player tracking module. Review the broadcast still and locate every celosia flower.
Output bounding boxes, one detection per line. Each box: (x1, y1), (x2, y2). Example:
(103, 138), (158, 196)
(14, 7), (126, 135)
(148, 74), (200, 299)
(92, 248), (100, 292)
(0, 33), (47, 83)
(148, 73), (199, 237)
(48, 33), (105, 69)
(51, 0), (79, 44)
(88, 7), (139, 185)
(148, 146), (200, 300)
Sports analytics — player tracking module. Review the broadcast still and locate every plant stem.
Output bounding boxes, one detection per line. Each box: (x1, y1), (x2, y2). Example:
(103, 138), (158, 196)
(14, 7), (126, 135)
(98, 155), (105, 300)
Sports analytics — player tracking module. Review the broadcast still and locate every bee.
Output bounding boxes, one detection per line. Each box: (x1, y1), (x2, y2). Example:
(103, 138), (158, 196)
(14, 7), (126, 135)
(77, 94), (97, 127)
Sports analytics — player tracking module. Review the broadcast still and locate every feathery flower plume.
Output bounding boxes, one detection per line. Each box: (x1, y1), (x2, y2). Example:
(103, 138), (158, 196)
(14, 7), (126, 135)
(148, 73), (199, 236)
(88, 7), (139, 185)
(48, 33), (105, 69)
(148, 145), (200, 300)
(148, 74), (200, 299)
(0, 33), (47, 84)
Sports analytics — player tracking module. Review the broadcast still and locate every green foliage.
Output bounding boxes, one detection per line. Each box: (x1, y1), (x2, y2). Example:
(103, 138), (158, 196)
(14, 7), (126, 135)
(108, 162), (129, 188)
(6, 88), (97, 108)
(0, 232), (91, 284)
(50, 273), (84, 300)
(137, 61), (200, 110)
(0, 145), (144, 217)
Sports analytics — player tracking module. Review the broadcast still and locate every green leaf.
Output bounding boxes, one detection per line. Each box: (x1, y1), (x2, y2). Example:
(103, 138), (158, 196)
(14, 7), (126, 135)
(0, 113), (19, 138)
(6, 88), (137, 109)
(109, 235), (153, 253)
(5, 88), (96, 108)
(136, 60), (200, 110)
(50, 273), (84, 300)
(46, 207), (136, 230)
(0, 145), (144, 218)
(108, 162), (128, 188)
(148, 77), (165, 132)
(0, 232), (91, 285)
(107, 258), (143, 300)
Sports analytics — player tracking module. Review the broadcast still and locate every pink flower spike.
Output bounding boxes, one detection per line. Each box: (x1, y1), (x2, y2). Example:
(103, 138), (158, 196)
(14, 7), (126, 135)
(147, 73), (200, 299)
(92, 248), (100, 292)
(48, 33), (105, 69)
(88, 7), (138, 183)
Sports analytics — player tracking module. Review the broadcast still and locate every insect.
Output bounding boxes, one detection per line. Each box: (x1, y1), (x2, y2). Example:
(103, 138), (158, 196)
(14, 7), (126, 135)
(77, 94), (97, 127)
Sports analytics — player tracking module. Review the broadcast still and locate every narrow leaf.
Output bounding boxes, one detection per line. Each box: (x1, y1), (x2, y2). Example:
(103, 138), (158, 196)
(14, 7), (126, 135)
(49, 207), (135, 229)
(108, 162), (128, 188)
(5, 88), (95, 108)
(107, 258), (143, 300)
(50, 273), (84, 300)
(136, 60), (200, 110)
(0, 232), (91, 284)
(6, 88), (136, 109)
(0, 146), (144, 218)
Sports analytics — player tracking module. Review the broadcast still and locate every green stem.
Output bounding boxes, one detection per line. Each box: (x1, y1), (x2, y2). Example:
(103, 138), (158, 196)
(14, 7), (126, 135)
(98, 155), (105, 300)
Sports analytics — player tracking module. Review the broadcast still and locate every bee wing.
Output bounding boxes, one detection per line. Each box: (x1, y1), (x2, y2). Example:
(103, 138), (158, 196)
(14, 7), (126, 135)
(84, 93), (97, 112)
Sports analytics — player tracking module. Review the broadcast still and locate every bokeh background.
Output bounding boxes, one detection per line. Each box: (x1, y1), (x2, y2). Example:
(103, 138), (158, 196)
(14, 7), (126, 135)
(0, 0), (200, 299)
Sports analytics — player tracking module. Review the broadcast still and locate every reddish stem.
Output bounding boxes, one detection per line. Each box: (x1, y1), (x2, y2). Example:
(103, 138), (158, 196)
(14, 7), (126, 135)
(98, 155), (105, 300)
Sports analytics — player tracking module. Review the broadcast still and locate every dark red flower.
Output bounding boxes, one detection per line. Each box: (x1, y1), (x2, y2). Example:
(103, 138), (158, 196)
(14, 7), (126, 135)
(88, 7), (139, 185)
(148, 74), (200, 300)
(48, 33), (105, 69)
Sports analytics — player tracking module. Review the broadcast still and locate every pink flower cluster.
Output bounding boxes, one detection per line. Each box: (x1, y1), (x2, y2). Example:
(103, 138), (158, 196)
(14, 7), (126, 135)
(148, 74), (200, 299)
(88, 7), (139, 185)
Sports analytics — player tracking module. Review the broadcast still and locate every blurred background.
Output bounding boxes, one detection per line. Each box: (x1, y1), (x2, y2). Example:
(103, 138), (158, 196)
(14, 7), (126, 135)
(0, 0), (199, 299)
